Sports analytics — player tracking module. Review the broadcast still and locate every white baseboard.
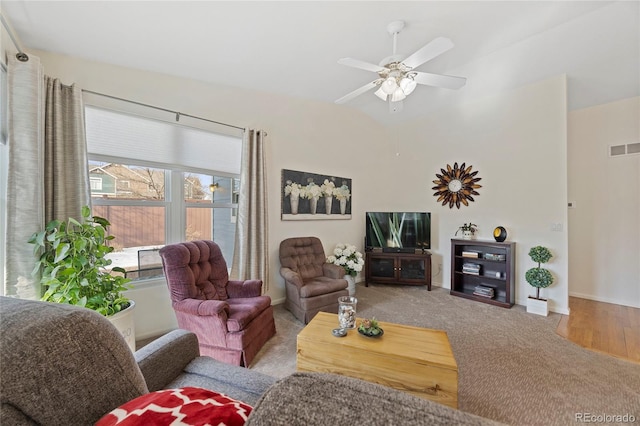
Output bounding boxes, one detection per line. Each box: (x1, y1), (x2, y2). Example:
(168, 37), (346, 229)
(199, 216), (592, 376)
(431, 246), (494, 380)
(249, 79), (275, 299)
(271, 297), (286, 305)
(569, 291), (640, 309)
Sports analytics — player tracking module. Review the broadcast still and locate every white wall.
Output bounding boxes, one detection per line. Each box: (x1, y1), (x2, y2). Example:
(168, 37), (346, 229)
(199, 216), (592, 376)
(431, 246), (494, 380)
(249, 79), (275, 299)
(33, 49), (392, 339)
(568, 97), (640, 308)
(25, 50), (574, 337)
(387, 75), (570, 314)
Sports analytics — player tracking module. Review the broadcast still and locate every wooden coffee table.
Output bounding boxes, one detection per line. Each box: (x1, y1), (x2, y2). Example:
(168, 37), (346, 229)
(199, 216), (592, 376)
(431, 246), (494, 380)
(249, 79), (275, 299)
(297, 312), (458, 408)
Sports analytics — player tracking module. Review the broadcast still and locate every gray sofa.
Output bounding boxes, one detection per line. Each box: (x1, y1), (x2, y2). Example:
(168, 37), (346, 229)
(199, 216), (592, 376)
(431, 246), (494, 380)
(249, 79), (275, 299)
(0, 296), (500, 425)
(0, 296), (275, 425)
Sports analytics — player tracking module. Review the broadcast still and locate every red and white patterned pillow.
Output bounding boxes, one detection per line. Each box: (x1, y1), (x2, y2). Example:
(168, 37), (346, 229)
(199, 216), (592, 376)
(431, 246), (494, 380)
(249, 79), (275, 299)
(96, 387), (253, 426)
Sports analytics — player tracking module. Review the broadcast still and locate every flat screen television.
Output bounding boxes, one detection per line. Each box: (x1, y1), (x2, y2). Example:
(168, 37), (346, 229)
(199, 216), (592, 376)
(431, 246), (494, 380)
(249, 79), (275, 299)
(365, 212), (431, 252)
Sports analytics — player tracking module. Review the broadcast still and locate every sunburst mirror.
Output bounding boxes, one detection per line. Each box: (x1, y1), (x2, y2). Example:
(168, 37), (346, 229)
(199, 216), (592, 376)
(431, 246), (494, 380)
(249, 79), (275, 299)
(432, 162), (482, 209)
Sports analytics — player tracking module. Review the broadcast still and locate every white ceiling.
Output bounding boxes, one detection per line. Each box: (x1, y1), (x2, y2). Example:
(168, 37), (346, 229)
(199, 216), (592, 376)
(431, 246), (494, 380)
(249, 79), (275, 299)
(2, 1), (639, 125)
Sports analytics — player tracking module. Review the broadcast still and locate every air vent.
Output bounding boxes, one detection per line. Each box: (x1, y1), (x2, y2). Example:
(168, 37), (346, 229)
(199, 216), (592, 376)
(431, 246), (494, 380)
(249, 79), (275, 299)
(627, 142), (640, 155)
(610, 145), (626, 156)
(609, 143), (640, 157)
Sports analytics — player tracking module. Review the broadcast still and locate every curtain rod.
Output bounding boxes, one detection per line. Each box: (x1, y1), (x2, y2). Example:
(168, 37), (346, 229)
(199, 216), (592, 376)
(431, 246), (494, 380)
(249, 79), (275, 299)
(82, 89), (245, 131)
(0, 13), (29, 62)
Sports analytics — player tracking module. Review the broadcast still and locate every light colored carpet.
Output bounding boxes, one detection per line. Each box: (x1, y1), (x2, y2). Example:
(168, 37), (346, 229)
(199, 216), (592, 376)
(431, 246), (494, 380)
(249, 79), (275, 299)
(250, 284), (640, 426)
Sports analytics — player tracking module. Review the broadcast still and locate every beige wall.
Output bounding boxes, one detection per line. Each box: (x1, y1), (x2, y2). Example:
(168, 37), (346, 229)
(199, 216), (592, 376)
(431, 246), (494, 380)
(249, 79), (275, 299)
(33, 49), (393, 338)
(17, 49), (616, 337)
(390, 75), (570, 314)
(568, 97), (640, 308)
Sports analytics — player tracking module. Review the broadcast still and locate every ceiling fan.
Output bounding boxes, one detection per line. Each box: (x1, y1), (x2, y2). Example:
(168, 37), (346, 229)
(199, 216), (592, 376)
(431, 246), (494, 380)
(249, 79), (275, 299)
(335, 20), (466, 111)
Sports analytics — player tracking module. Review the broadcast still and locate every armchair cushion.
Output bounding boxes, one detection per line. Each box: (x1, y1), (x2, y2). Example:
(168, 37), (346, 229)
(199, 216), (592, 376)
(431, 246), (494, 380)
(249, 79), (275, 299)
(279, 237), (326, 280)
(300, 277), (351, 298)
(227, 296), (273, 332)
(160, 240), (230, 302)
(227, 280), (263, 298)
(173, 298), (230, 317)
(323, 263), (346, 279)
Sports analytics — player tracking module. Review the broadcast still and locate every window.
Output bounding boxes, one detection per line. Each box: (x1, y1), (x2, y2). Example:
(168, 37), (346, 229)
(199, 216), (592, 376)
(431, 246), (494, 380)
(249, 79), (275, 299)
(84, 104), (242, 282)
(90, 177), (103, 191)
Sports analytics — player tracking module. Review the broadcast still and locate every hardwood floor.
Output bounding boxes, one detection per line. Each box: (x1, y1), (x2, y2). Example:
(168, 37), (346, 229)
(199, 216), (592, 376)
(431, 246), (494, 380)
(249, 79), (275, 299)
(556, 296), (640, 363)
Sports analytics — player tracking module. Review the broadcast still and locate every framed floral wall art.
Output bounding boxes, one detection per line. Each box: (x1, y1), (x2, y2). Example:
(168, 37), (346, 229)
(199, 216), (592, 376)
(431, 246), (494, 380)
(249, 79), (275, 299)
(281, 169), (352, 220)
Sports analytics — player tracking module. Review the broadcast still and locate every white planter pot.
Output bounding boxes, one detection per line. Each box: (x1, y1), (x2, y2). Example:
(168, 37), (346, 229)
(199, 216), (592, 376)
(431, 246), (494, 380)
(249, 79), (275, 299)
(526, 296), (548, 316)
(107, 300), (136, 351)
(344, 275), (356, 296)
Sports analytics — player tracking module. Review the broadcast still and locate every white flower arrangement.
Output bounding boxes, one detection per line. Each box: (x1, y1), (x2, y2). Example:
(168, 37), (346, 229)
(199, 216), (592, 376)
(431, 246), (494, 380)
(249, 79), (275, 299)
(304, 181), (323, 199)
(326, 243), (364, 277)
(320, 179), (336, 197)
(334, 184), (351, 201)
(284, 180), (304, 198)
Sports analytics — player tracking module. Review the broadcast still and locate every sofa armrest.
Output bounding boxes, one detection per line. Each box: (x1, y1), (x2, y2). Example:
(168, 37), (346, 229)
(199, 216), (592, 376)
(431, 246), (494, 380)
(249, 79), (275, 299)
(323, 263), (346, 279)
(227, 279), (263, 298)
(246, 372), (504, 426)
(173, 298), (229, 316)
(135, 329), (200, 392)
(280, 267), (303, 289)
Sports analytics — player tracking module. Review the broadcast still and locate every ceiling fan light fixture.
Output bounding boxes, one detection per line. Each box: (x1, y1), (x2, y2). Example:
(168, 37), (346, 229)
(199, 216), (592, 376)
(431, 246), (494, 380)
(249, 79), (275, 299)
(399, 77), (417, 96)
(391, 87), (406, 102)
(374, 86), (388, 101)
(381, 77), (398, 95)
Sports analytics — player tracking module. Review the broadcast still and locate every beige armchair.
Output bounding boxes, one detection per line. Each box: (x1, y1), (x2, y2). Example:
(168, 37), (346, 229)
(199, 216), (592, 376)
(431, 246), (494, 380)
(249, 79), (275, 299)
(279, 237), (349, 323)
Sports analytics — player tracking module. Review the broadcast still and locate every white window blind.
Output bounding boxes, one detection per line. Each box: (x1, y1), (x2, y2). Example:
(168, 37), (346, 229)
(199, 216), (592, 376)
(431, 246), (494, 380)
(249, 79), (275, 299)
(85, 106), (242, 175)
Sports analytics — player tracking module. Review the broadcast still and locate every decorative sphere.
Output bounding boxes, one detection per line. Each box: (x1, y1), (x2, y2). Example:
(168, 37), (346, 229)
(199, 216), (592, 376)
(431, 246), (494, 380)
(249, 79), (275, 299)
(493, 226), (507, 242)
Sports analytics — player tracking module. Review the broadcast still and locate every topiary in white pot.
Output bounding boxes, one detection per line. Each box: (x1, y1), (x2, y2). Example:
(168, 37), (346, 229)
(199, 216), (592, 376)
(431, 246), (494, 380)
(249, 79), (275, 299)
(525, 246), (553, 316)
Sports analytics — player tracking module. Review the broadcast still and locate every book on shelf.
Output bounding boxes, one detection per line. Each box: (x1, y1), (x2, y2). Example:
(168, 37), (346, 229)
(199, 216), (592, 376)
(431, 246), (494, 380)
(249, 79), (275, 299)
(462, 263), (481, 274)
(473, 291), (494, 298)
(484, 253), (506, 261)
(461, 251), (481, 258)
(473, 285), (494, 298)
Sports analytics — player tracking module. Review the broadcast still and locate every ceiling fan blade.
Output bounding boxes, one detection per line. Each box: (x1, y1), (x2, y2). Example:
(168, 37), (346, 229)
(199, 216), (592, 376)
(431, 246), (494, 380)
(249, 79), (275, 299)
(338, 58), (385, 73)
(413, 72), (466, 90)
(402, 36), (455, 69)
(335, 80), (379, 104)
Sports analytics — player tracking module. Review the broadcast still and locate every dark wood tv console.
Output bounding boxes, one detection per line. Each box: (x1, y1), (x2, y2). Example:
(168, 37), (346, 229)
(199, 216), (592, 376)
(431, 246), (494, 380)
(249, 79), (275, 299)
(365, 250), (431, 290)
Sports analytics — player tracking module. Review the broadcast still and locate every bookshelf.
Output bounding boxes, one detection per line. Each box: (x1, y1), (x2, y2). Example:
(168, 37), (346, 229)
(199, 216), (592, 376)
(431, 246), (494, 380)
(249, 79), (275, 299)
(450, 239), (515, 308)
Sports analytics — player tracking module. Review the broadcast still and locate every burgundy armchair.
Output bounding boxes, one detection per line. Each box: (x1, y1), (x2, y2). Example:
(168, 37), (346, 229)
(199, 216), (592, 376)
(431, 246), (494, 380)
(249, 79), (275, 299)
(279, 237), (349, 324)
(159, 240), (276, 367)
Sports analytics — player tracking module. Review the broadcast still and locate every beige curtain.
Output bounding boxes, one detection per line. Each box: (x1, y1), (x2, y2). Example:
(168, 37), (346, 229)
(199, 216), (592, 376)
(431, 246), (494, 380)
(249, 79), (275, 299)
(4, 54), (89, 298)
(231, 129), (268, 290)
(43, 77), (90, 224)
(5, 55), (44, 298)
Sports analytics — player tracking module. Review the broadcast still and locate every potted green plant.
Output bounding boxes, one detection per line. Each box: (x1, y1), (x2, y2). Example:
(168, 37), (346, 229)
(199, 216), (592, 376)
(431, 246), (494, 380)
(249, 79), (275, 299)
(525, 246), (554, 316)
(28, 205), (136, 350)
(358, 317), (384, 338)
(455, 223), (478, 239)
